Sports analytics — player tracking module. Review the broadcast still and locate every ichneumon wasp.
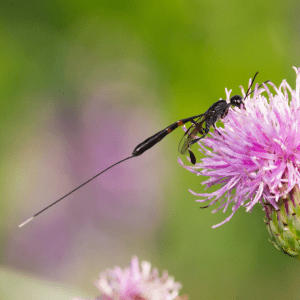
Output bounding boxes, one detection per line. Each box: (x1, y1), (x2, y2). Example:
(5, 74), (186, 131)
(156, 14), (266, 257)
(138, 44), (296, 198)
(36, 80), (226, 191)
(19, 72), (269, 227)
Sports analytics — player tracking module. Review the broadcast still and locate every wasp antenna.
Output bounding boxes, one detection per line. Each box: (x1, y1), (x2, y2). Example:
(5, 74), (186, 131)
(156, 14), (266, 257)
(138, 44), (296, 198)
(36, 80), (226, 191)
(248, 80), (270, 97)
(252, 72), (259, 83)
(245, 72), (259, 98)
(18, 155), (135, 228)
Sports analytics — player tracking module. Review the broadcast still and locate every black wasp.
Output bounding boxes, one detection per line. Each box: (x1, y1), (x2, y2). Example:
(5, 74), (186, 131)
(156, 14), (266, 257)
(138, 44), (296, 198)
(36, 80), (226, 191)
(132, 72), (267, 164)
(19, 72), (269, 227)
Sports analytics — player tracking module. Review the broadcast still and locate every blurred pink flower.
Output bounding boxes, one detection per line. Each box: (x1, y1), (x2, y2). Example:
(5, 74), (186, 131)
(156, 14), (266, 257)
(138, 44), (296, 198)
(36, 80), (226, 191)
(179, 67), (300, 228)
(72, 256), (188, 300)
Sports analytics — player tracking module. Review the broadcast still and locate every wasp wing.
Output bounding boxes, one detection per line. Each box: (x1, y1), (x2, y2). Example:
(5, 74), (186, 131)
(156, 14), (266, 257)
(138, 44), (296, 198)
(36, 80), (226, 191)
(178, 113), (209, 155)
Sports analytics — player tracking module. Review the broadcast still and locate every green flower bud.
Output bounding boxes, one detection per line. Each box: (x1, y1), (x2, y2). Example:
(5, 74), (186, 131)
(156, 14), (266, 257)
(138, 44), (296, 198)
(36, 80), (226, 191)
(265, 185), (300, 259)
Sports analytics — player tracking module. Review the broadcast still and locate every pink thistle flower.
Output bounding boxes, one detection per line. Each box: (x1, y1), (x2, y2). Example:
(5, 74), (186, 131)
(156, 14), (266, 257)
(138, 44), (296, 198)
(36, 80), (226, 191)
(179, 67), (300, 237)
(72, 256), (188, 300)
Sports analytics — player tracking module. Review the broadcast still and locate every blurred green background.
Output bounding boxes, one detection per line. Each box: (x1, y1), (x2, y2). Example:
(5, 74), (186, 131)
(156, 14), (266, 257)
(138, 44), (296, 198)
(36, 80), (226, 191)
(1, 0), (300, 299)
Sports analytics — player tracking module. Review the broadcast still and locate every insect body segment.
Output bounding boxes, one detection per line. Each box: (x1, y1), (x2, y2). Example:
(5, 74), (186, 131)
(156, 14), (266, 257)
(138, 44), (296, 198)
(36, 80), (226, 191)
(132, 115), (205, 157)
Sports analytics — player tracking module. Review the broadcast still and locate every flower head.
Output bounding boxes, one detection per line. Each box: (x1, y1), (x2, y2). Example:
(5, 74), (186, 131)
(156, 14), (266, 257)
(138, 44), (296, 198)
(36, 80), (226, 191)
(72, 256), (188, 300)
(179, 67), (300, 231)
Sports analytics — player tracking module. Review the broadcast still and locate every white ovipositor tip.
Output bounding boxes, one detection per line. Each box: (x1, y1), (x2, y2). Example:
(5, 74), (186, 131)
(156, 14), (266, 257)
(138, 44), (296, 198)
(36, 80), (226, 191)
(19, 217), (34, 228)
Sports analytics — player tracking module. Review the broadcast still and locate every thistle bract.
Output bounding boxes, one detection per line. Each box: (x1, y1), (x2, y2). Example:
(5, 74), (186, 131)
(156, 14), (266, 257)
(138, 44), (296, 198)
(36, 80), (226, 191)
(265, 185), (300, 258)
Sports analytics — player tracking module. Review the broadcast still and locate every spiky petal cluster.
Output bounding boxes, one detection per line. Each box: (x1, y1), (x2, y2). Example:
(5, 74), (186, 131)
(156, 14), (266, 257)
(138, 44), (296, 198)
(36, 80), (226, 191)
(72, 256), (187, 300)
(179, 67), (300, 228)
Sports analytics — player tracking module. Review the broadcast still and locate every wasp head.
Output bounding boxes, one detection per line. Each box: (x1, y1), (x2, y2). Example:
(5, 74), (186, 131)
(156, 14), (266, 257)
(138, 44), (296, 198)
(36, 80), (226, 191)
(229, 95), (244, 109)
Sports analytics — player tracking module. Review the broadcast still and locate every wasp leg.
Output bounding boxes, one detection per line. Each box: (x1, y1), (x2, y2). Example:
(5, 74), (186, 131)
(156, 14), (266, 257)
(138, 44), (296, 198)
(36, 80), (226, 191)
(213, 124), (222, 136)
(199, 205), (209, 209)
(188, 148), (196, 165)
(189, 136), (204, 146)
(189, 119), (198, 126)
